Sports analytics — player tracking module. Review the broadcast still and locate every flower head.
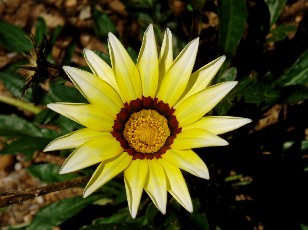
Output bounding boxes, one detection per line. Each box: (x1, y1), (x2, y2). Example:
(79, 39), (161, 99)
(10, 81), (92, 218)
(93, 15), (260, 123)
(44, 24), (251, 218)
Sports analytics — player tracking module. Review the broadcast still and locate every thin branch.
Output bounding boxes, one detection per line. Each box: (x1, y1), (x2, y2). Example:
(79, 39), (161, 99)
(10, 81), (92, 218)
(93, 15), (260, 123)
(0, 176), (90, 208)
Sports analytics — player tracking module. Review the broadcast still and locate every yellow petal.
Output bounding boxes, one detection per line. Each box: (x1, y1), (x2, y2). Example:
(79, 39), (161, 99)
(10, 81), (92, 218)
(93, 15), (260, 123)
(63, 66), (122, 117)
(144, 159), (167, 214)
(159, 28), (173, 86)
(47, 103), (114, 131)
(157, 38), (199, 107)
(174, 81), (238, 127)
(83, 49), (122, 96)
(108, 33), (142, 102)
(160, 159), (193, 212)
(172, 128), (228, 149)
(163, 149), (209, 179)
(60, 134), (123, 174)
(178, 56), (226, 104)
(124, 159), (148, 218)
(44, 128), (108, 151)
(83, 152), (132, 198)
(137, 24), (159, 98)
(184, 116), (252, 134)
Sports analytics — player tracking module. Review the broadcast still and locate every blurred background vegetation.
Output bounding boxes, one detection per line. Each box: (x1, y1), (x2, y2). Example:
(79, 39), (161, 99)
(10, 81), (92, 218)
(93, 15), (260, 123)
(0, 0), (307, 229)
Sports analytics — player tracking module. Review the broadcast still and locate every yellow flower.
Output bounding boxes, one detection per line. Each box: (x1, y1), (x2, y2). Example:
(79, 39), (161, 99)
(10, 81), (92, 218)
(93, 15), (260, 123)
(44, 24), (251, 218)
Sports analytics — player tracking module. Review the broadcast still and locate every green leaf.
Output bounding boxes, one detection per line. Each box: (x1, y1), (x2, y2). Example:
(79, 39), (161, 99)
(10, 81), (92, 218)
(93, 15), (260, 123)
(92, 209), (130, 224)
(215, 67), (237, 83)
(27, 163), (76, 183)
(93, 9), (116, 39)
(190, 213), (210, 230)
(276, 49), (308, 86)
(145, 203), (159, 223)
(284, 85), (308, 104)
(27, 195), (101, 230)
(218, 0), (247, 56)
(0, 137), (51, 159)
(47, 82), (86, 103)
(300, 224), (308, 230)
(301, 140), (308, 151)
(55, 115), (83, 133)
(34, 109), (58, 125)
(265, 0), (287, 25)
(50, 26), (63, 45)
(0, 71), (32, 101)
(62, 41), (77, 65)
(266, 24), (297, 43)
(35, 17), (47, 44)
(164, 213), (182, 230)
(0, 115), (43, 137)
(0, 21), (33, 52)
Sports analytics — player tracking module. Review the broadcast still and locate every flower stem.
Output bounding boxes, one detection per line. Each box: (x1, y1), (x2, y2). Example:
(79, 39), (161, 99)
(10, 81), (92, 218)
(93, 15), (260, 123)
(0, 94), (42, 115)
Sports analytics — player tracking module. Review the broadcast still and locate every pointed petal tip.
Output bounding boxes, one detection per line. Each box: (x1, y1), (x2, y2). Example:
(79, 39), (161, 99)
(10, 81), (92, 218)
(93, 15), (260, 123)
(130, 210), (137, 219)
(83, 48), (92, 57)
(43, 145), (51, 152)
(191, 37), (200, 46)
(148, 23), (154, 30)
(62, 65), (71, 72)
(108, 32), (116, 40)
(222, 139), (229, 146)
(187, 205), (193, 213)
(220, 55), (226, 60)
(244, 118), (252, 124)
(83, 190), (90, 198)
(46, 103), (56, 110)
(59, 166), (69, 175)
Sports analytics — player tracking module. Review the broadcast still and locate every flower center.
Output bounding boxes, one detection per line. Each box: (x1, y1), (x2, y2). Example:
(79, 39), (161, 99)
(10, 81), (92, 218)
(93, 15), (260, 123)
(123, 110), (170, 154)
(112, 96), (182, 159)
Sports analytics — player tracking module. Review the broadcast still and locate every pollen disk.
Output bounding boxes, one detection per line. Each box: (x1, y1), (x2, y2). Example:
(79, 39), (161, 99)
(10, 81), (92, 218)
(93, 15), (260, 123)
(123, 110), (170, 154)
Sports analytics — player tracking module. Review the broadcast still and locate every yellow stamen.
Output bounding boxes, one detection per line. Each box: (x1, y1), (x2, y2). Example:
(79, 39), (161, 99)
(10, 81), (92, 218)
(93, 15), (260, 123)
(124, 110), (170, 154)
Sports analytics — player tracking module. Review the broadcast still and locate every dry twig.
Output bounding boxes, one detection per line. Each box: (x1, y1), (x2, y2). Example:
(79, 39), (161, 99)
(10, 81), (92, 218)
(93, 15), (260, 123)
(0, 176), (90, 208)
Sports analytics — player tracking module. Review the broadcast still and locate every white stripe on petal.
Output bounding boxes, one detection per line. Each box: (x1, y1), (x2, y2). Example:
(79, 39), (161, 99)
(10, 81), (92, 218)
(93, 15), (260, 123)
(174, 81), (238, 127)
(47, 103), (114, 131)
(178, 56), (226, 104)
(137, 24), (159, 98)
(108, 33), (142, 102)
(63, 66), (122, 117)
(144, 159), (167, 214)
(60, 134), (123, 174)
(83, 152), (132, 198)
(172, 128), (228, 149)
(157, 38), (199, 107)
(83, 49), (122, 96)
(44, 128), (108, 151)
(162, 149), (209, 179)
(124, 159), (148, 218)
(160, 159), (193, 212)
(184, 116), (252, 134)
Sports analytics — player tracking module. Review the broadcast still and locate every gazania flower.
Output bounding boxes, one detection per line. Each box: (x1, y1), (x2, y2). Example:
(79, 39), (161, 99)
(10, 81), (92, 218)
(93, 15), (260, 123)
(44, 24), (251, 218)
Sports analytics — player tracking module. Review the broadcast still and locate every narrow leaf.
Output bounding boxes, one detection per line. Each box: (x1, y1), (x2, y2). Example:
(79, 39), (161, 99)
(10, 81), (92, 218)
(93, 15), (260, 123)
(218, 0), (247, 56)
(27, 163), (76, 183)
(265, 0), (287, 25)
(276, 49), (308, 86)
(0, 21), (33, 52)
(0, 71), (32, 101)
(0, 115), (43, 137)
(27, 195), (101, 230)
